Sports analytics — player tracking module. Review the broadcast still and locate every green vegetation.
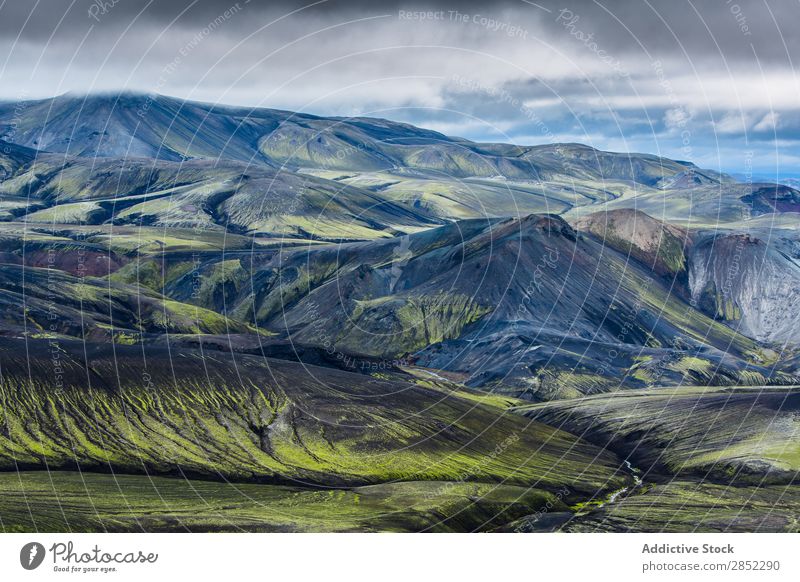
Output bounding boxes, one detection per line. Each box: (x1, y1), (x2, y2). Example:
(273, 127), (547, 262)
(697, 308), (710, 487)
(0, 472), (565, 533)
(149, 299), (238, 334)
(401, 366), (526, 410)
(0, 340), (627, 495)
(338, 292), (492, 357)
(1, 94), (799, 532)
(0, 263), (253, 341)
(564, 480), (800, 532)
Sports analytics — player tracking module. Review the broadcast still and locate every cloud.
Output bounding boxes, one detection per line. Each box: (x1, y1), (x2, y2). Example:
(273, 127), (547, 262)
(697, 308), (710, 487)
(714, 113), (749, 135)
(753, 111), (780, 132)
(664, 107), (692, 130)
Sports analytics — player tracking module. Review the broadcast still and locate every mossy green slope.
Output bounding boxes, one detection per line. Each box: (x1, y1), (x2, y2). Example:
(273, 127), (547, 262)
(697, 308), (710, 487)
(0, 339), (626, 494)
(0, 471), (566, 533)
(573, 208), (691, 278)
(0, 263), (251, 340)
(563, 480), (800, 533)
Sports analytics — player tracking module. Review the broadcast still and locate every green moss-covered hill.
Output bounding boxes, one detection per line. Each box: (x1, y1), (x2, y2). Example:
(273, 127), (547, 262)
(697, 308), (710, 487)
(0, 471), (570, 533)
(0, 338), (626, 495)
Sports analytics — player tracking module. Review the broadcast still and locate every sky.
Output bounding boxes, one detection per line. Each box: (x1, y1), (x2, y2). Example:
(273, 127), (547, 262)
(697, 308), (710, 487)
(0, 0), (798, 177)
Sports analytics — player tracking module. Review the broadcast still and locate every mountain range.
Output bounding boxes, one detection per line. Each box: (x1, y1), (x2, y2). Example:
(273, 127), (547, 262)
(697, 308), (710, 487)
(0, 93), (798, 532)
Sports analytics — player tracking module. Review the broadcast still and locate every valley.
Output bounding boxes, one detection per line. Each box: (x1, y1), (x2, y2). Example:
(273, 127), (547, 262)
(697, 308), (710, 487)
(0, 93), (797, 532)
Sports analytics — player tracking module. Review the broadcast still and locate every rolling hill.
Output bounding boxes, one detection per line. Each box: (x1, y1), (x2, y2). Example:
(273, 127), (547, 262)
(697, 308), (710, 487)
(0, 336), (633, 531)
(0, 92), (763, 240)
(0, 93), (712, 185)
(1, 93), (799, 532)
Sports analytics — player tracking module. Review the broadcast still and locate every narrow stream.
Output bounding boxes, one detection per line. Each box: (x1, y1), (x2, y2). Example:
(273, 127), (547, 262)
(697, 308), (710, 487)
(604, 460), (644, 505)
(624, 459), (644, 487)
(575, 459), (645, 515)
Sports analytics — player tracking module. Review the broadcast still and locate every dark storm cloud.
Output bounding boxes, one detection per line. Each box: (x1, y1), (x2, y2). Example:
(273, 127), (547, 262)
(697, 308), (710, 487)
(3, 0), (797, 60)
(3, 0), (797, 71)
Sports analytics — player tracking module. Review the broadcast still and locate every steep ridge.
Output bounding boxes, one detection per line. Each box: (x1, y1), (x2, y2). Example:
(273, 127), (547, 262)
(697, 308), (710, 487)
(572, 209), (692, 280)
(688, 233), (800, 344)
(172, 213), (785, 399)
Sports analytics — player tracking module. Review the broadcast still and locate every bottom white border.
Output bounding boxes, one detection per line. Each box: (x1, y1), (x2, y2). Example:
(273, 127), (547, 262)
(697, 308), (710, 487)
(1, 533), (798, 581)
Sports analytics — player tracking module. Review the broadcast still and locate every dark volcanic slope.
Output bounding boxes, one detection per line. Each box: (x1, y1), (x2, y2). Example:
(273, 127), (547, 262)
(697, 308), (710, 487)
(0, 338), (626, 494)
(179, 213), (785, 399)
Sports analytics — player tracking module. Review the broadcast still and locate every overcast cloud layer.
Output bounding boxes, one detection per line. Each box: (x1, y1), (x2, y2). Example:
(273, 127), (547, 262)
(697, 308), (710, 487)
(0, 0), (798, 175)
